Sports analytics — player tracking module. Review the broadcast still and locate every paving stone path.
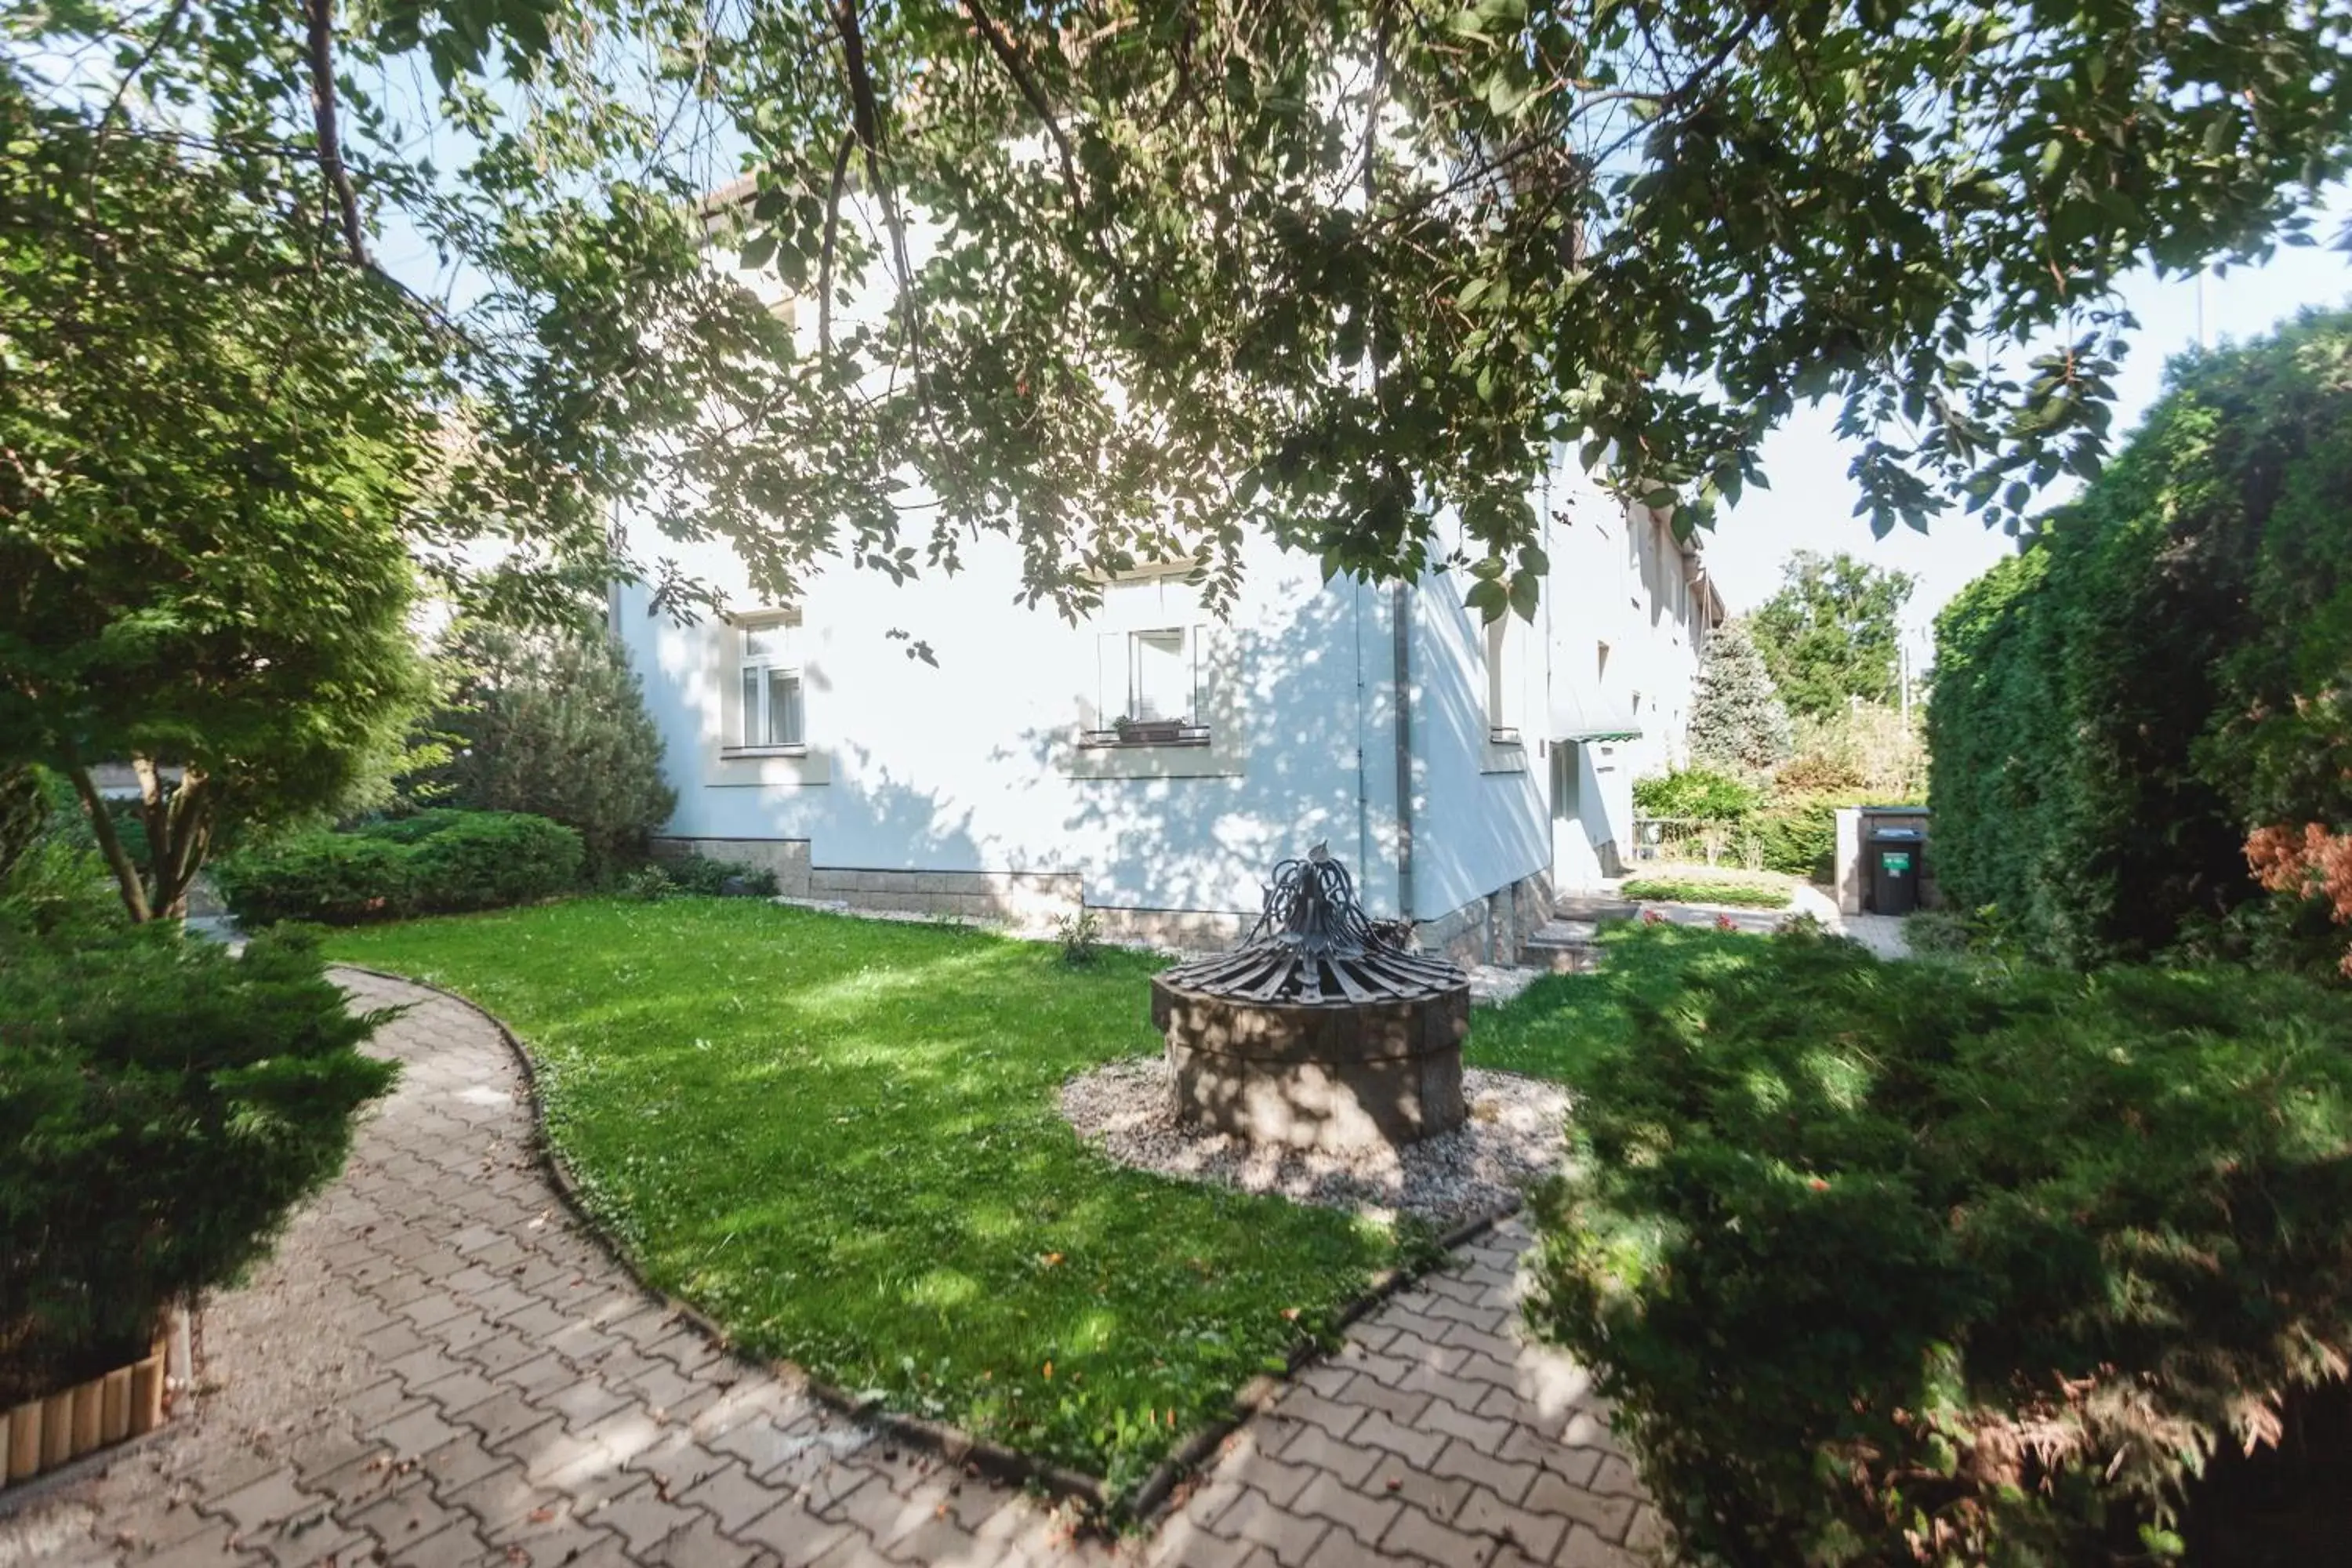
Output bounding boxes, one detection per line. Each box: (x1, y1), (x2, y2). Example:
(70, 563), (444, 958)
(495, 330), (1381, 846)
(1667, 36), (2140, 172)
(2, 970), (1660, 1568)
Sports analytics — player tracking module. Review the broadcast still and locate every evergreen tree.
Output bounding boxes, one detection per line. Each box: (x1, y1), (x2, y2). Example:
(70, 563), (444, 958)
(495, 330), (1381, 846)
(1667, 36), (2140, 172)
(426, 623), (677, 877)
(1688, 621), (1794, 775)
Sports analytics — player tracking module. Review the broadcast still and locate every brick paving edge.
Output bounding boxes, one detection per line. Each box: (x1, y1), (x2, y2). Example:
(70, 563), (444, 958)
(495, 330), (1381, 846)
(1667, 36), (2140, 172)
(330, 961), (1526, 1531)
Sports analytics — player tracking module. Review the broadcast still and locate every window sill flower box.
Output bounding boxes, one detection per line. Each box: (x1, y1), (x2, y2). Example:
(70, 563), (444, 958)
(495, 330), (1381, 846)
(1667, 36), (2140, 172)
(1082, 720), (1211, 749)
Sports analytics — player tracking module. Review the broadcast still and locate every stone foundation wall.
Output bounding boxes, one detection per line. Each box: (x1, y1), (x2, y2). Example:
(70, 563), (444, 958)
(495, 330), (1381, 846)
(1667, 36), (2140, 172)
(652, 838), (1083, 929)
(1418, 869), (1555, 967)
(1089, 906), (1249, 953)
(804, 866), (1083, 930)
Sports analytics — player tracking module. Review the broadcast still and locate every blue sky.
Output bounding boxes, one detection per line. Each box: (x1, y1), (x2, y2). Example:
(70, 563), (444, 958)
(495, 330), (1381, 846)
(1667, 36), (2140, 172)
(1706, 190), (2352, 655)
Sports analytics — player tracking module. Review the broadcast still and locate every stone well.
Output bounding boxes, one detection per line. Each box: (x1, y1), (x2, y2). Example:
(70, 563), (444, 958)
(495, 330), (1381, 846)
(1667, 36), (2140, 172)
(1149, 849), (1470, 1152)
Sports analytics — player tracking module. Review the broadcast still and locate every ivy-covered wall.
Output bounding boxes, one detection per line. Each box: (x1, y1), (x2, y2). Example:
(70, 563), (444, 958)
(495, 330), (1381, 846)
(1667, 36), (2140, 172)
(1927, 308), (2352, 971)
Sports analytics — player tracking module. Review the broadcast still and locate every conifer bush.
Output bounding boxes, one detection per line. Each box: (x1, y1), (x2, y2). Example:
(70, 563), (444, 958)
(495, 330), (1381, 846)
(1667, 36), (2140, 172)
(214, 811), (582, 925)
(0, 924), (395, 1403)
(1526, 924), (2352, 1565)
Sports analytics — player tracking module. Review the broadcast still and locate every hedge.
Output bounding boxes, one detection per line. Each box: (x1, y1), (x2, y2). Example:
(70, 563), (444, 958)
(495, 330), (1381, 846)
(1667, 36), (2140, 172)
(1927, 309), (2352, 971)
(0, 924), (395, 1403)
(214, 810), (582, 925)
(1525, 924), (2352, 1564)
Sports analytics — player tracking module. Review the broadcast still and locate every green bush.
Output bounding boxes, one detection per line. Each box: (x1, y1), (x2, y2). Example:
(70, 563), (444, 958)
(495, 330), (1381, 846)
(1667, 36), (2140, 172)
(421, 622), (676, 877)
(212, 834), (419, 925)
(1736, 790), (1862, 880)
(1524, 924), (2352, 1565)
(406, 812), (583, 911)
(0, 924), (397, 1404)
(1929, 310), (2352, 972)
(1632, 768), (1762, 822)
(213, 811), (581, 925)
(626, 854), (782, 900)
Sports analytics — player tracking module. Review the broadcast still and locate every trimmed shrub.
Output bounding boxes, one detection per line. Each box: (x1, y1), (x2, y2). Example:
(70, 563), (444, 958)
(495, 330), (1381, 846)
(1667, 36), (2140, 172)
(406, 812), (583, 912)
(0, 924), (396, 1403)
(1525, 924), (2352, 1565)
(1929, 310), (2352, 972)
(1632, 768), (1761, 822)
(212, 834), (419, 925)
(213, 811), (581, 925)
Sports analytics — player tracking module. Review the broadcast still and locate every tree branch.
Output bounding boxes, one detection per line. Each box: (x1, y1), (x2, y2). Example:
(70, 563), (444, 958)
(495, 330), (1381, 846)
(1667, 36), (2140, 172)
(960, 0), (1083, 200)
(304, 0), (369, 265)
(833, 0), (922, 354)
(64, 757), (152, 923)
(818, 125), (855, 357)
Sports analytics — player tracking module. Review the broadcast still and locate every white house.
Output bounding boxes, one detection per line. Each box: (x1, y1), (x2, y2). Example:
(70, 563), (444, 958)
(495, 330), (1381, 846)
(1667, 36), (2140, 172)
(615, 466), (1718, 962)
(612, 186), (1722, 962)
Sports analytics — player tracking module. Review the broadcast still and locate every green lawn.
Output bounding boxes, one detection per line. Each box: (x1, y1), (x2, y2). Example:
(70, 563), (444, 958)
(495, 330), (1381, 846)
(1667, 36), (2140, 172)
(328, 898), (1399, 1493)
(1617, 871), (1795, 909)
(1465, 921), (1760, 1083)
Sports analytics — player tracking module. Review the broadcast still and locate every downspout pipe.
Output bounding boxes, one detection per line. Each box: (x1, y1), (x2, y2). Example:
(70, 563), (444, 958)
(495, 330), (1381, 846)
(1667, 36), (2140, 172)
(1392, 579), (1415, 924)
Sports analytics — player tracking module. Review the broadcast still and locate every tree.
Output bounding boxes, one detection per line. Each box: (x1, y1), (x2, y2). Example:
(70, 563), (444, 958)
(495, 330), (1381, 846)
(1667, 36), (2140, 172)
(1750, 553), (1917, 720)
(5, 0), (2349, 632)
(425, 623), (678, 875)
(1687, 621), (1792, 776)
(0, 93), (437, 920)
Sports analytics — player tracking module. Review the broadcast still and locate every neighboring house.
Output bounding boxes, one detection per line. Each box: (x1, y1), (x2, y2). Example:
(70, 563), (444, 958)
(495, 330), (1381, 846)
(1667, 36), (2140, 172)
(612, 193), (1723, 962)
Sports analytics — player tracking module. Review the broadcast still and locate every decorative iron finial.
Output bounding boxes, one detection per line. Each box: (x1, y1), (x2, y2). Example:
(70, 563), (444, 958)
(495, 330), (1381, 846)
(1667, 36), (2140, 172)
(1159, 849), (1466, 1005)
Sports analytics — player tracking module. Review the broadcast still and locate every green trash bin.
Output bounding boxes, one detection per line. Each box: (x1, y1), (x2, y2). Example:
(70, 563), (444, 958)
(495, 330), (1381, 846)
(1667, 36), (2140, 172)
(1867, 826), (1924, 916)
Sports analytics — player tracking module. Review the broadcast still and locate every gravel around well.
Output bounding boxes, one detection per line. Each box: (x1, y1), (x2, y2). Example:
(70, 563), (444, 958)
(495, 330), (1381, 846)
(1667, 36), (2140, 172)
(1059, 1058), (1572, 1225)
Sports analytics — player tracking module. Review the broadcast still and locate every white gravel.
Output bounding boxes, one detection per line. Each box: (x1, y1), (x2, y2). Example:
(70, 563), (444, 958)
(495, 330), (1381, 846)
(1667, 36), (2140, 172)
(1059, 1058), (1571, 1226)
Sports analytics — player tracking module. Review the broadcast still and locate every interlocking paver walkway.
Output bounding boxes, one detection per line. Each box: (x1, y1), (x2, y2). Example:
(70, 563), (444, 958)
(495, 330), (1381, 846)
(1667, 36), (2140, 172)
(1, 969), (1660, 1568)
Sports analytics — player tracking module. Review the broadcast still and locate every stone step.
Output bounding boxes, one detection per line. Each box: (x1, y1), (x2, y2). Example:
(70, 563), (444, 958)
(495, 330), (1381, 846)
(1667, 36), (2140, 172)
(1519, 919), (1604, 975)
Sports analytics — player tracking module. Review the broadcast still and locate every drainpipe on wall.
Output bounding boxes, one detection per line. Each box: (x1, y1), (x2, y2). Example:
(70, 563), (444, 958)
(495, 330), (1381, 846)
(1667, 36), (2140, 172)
(1391, 579), (1416, 924)
(1352, 582), (1372, 883)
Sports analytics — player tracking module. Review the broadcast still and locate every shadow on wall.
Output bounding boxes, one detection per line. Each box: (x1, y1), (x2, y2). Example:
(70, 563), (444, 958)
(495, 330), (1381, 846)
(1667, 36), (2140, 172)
(1006, 579), (1411, 920)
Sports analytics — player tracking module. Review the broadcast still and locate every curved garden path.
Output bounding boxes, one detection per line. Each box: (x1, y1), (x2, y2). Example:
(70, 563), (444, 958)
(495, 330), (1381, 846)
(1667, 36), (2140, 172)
(0, 970), (1659, 1568)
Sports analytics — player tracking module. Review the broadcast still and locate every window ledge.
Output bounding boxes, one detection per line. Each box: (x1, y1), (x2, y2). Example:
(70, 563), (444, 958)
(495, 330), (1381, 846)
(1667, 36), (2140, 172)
(721, 744), (809, 759)
(1487, 727), (1523, 748)
(1080, 726), (1212, 750)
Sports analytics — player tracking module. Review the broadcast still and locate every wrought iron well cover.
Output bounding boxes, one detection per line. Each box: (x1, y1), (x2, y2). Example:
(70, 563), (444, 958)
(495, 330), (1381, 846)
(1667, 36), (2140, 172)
(1158, 845), (1466, 1004)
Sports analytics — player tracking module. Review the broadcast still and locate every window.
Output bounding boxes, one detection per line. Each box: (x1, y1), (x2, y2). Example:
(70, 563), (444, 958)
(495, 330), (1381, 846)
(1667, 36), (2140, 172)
(1596, 641), (1611, 681)
(1092, 626), (1208, 743)
(735, 619), (804, 750)
(1083, 572), (1214, 747)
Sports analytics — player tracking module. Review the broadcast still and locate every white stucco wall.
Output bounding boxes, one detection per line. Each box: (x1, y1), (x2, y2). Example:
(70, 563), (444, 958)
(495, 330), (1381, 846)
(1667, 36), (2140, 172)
(618, 524), (1413, 918)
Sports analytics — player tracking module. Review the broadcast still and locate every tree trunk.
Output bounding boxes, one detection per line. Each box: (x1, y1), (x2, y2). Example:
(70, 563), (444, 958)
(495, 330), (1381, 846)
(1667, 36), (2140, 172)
(63, 758), (154, 923)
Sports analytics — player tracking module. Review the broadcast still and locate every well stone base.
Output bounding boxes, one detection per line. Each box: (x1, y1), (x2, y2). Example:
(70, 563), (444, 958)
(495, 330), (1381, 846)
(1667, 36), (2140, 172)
(1150, 978), (1469, 1152)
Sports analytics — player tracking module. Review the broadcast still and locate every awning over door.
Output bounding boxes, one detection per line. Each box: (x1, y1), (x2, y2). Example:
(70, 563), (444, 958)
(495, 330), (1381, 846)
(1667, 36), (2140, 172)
(1548, 684), (1642, 743)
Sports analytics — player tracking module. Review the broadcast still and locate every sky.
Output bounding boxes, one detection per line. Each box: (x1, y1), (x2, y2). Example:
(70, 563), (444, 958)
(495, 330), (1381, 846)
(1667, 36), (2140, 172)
(1704, 190), (2352, 659)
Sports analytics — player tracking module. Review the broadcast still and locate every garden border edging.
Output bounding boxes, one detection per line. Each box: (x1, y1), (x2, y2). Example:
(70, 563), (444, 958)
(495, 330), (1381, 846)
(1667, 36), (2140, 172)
(328, 963), (1520, 1527)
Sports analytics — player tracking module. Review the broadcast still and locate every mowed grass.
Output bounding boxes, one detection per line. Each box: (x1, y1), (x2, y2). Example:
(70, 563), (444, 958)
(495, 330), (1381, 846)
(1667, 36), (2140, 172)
(1465, 921), (1762, 1084)
(1617, 871), (1795, 909)
(329, 898), (1398, 1491)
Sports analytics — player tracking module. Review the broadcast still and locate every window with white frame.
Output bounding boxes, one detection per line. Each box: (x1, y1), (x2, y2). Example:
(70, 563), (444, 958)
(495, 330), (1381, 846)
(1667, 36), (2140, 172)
(1086, 573), (1211, 744)
(735, 617), (804, 750)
